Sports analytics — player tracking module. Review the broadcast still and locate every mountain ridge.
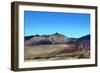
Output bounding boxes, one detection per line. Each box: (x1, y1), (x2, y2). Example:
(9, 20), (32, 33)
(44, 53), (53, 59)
(24, 33), (90, 46)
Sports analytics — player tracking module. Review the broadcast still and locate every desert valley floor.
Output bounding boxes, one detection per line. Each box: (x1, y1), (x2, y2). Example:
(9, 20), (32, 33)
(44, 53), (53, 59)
(24, 44), (90, 61)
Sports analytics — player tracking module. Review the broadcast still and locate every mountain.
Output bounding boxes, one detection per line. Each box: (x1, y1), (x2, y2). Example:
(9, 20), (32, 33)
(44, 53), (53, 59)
(24, 33), (90, 46)
(51, 33), (67, 38)
(76, 34), (90, 43)
(75, 34), (90, 51)
(25, 33), (74, 45)
(25, 35), (34, 40)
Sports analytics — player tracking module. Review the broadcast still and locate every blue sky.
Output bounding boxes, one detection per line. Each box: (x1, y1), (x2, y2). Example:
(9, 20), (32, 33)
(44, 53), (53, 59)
(24, 11), (90, 38)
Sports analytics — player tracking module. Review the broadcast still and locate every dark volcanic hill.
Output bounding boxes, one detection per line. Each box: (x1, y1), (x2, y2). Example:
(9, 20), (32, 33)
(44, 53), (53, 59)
(75, 34), (90, 50)
(25, 35), (35, 40)
(76, 34), (90, 43)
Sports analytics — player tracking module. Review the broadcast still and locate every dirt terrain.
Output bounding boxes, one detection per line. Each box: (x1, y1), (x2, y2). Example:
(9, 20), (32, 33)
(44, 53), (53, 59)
(24, 44), (90, 61)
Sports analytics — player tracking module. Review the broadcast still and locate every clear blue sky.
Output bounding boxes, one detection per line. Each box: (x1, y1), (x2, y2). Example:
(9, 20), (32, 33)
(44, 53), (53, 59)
(24, 11), (90, 38)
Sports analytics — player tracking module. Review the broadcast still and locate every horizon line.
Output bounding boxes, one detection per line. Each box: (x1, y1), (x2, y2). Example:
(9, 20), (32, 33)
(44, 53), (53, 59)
(24, 33), (90, 38)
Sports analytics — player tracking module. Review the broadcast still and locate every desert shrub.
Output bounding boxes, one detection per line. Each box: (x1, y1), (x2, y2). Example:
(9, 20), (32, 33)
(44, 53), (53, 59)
(33, 57), (41, 59)
(78, 54), (85, 59)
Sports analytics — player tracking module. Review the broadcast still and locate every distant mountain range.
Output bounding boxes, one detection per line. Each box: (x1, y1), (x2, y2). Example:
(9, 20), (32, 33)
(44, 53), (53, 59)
(24, 33), (90, 46)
